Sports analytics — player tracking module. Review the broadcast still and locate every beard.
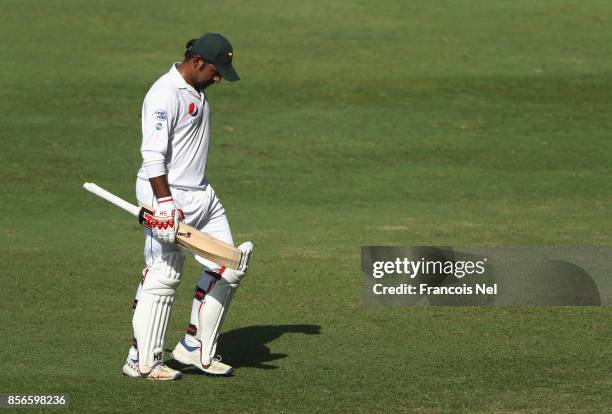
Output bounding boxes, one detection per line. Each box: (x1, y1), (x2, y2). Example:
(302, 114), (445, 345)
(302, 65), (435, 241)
(200, 78), (216, 89)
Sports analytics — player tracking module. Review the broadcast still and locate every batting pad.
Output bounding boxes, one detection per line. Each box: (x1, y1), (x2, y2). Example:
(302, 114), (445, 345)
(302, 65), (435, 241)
(198, 267), (243, 367)
(133, 251), (184, 374)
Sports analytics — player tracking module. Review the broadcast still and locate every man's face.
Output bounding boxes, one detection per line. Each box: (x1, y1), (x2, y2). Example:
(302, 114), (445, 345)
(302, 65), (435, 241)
(193, 57), (222, 89)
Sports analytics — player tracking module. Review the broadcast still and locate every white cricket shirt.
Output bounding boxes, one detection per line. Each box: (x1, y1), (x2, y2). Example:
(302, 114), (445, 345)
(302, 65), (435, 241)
(137, 63), (211, 190)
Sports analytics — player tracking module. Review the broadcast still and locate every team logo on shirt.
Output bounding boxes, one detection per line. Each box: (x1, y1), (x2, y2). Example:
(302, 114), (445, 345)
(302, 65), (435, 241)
(155, 122), (163, 130)
(188, 102), (199, 117)
(153, 109), (167, 120)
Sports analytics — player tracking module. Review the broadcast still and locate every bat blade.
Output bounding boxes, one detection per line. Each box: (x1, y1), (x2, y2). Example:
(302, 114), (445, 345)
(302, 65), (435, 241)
(175, 222), (243, 270)
(141, 204), (243, 270)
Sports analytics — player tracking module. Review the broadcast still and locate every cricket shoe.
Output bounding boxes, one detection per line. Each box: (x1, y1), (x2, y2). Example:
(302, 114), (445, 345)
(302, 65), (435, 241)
(122, 357), (182, 381)
(171, 338), (234, 376)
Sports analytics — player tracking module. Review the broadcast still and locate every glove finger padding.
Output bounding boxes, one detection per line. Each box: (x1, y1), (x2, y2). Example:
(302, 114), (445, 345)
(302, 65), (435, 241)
(152, 197), (183, 244)
(167, 209), (184, 244)
(151, 210), (184, 244)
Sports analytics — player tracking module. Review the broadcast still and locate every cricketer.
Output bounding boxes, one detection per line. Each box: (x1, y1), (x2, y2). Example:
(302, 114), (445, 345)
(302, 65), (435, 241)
(122, 33), (254, 380)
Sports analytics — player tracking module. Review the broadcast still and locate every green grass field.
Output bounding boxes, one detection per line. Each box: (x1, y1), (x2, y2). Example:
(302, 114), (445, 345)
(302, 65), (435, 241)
(1, 0), (611, 412)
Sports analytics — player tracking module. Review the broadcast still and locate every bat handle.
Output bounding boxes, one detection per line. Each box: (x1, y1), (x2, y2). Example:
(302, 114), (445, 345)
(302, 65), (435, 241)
(83, 182), (142, 217)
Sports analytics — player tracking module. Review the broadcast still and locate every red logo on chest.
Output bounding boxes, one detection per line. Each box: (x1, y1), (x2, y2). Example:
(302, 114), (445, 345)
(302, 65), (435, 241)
(188, 102), (199, 117)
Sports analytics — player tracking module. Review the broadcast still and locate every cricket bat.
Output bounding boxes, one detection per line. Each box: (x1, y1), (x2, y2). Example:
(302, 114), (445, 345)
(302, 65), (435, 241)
(83, 182), (243, 270)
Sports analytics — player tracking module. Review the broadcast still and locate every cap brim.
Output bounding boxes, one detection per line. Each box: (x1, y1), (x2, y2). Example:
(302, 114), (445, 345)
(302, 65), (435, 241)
(217, 64), (240, 82)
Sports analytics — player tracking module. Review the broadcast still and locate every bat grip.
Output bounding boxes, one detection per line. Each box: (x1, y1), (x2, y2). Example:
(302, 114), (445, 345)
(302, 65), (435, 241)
(83, 182), (141, 216)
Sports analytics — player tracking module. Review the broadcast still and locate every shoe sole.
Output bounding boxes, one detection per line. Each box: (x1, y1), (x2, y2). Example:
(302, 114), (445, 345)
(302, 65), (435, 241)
(146, 372), (182, 381)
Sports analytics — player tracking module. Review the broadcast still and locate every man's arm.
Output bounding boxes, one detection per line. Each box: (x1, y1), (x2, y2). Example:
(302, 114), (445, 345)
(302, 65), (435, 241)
(140, 90), (181, 243)
(149, 175), (172, 199)
(141, 90), (175, 191)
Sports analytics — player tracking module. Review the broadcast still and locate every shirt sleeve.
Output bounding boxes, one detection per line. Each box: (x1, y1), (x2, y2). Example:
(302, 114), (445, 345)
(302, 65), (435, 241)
(140, 89), (176, 178)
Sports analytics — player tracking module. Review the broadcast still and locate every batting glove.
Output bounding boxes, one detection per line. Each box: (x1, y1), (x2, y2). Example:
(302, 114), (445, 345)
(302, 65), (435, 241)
(150, 196), (184, 244)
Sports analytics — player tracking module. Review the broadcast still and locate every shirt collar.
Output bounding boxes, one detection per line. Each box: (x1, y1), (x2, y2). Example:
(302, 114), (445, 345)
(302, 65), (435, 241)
(169, 63), (197, 94)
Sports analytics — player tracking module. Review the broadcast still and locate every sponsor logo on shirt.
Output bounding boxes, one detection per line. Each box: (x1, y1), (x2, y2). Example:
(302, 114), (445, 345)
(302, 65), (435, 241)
(154, 109), (167, 120)
(188, 102), (199, 117)
(155, 122), (164, 130)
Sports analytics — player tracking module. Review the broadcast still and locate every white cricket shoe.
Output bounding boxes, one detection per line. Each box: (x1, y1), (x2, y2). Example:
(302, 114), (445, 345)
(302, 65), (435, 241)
(146, 364), (183, 381)
(171, 338), (234, 376)
(122, 357), (182, 381)
(122, 356), (141, 378)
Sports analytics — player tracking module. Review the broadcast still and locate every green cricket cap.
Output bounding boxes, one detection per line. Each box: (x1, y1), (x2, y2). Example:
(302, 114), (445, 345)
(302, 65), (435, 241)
(191, 33), (239, 82)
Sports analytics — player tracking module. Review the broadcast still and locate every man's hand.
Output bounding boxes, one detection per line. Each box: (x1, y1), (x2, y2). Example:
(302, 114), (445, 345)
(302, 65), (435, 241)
(150, 196), (184, 244)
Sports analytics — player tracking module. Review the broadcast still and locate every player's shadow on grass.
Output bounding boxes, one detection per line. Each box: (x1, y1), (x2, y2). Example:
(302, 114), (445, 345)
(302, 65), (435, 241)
(167, 324), (321, 372)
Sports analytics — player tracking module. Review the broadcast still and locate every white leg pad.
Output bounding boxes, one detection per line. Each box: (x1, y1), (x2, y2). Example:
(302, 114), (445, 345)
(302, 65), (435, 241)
(133, 251), (184, 374)
(198, 267), (242, 367)
(198, 242), (253, 367)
